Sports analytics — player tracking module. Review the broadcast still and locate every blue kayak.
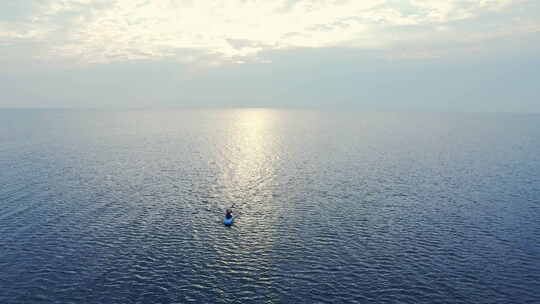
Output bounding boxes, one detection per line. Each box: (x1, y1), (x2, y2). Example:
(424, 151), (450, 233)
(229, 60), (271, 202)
(224, 217), (234, 226)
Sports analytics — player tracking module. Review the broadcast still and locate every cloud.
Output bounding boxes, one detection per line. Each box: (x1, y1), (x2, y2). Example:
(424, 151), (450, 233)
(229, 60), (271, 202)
(0, 0), (538, 65)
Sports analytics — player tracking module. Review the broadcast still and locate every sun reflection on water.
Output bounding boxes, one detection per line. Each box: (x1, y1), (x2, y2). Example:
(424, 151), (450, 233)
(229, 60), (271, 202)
(213, 109), (285, 275)
(219, 109), (281, 203)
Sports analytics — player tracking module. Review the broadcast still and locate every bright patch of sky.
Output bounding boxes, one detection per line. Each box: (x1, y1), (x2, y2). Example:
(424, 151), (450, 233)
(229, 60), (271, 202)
(1, 0), (539, 112)
(1, 0), (538, 64)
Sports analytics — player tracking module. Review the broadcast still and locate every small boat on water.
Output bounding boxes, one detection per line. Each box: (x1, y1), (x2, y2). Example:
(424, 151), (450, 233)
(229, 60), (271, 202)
(224, 217), (234, 226)
(224, 207), (234, 226)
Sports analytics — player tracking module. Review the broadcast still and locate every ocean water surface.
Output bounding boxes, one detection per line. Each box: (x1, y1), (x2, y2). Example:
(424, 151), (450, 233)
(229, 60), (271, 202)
(1, 109), (539, 303)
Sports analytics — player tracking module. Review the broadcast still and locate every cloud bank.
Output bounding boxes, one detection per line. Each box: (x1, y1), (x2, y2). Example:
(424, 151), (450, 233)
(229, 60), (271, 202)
(1, 0), (538, 65)
(1, 0), (539, 112)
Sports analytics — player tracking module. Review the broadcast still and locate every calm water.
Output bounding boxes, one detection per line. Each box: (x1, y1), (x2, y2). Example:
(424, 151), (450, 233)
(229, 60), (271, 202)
(1, 109), (539, 304)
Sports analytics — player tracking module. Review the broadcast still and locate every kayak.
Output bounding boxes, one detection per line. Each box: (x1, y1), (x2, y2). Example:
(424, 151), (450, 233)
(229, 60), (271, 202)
(224, 217), (234, 226)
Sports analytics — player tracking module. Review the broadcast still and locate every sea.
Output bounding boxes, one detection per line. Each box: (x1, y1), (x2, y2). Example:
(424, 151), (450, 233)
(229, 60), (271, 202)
(1, 109), (539, 304)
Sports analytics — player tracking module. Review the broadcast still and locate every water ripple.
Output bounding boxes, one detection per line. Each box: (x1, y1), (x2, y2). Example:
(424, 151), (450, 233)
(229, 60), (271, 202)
(1, 110), (539, 303)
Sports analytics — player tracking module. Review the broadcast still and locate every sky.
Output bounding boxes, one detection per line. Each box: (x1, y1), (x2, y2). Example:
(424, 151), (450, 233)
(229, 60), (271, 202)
(1, 0), (539, 112)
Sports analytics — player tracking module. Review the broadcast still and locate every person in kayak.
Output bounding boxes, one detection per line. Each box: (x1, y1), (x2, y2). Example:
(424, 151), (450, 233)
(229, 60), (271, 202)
(225, 208), (233, 219)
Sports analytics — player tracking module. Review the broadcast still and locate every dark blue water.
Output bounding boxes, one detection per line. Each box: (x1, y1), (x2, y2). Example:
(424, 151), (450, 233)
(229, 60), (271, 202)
(1, 109), (539, 304)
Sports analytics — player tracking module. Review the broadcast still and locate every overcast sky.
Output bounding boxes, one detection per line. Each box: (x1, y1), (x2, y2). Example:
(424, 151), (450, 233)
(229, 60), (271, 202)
(1, 0), (539, 112)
